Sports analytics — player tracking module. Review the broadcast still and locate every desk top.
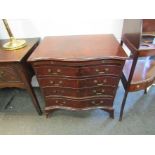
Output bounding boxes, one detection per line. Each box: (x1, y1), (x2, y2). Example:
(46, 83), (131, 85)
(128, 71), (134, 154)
(0, 38), (40, 62)
(28, 34), (128, 62)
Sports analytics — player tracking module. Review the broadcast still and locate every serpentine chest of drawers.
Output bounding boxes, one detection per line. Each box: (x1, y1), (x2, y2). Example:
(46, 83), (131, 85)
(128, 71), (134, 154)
(28, 34), (128, 118)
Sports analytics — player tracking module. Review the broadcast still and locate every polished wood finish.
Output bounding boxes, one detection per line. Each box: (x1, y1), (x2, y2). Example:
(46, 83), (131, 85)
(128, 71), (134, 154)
(143, 19), (155, 32)
(0, 38), (40, 62)
(120, 19), (155, 121)
(123, 58), (155, 91)
(28, 34), (127, 118)
(29, 35), (127, 61)
(0, 38), (42, 115)
(38, 76), (119, 88)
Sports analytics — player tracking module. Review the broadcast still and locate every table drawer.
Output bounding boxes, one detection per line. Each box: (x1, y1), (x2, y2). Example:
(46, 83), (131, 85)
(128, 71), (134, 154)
(45, 97), (113, 109)
(43, 86), (115, 98)
(0, 66), (21, 82)
(38, 76), (119, 88)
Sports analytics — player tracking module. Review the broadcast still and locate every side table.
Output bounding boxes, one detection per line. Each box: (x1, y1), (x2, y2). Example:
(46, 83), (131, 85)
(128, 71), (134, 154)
(0, 38), (42, 115)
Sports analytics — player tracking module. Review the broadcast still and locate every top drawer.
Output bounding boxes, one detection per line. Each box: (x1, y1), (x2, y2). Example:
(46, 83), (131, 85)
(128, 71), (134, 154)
(34, 64), (122, 78)
(32, 59), (124, 67)
(0, 66), (21, 82)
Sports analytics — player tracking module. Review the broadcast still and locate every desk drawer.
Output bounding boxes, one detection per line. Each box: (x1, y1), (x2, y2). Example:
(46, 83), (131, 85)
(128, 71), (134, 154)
(45, 97), (113, 109)
(38, 76), (119, 88)
(43, 86), (116, 97)
(0, 66), (21, 82)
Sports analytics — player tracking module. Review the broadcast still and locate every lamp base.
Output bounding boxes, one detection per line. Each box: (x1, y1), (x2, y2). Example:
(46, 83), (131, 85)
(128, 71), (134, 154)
(3, 37), (27, 50)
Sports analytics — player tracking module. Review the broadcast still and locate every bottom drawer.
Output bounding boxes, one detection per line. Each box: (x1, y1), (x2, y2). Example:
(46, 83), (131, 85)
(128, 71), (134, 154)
(45, 97), (113, 109)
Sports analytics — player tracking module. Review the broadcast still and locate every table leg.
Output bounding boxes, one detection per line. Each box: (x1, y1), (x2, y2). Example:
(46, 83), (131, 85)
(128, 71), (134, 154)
(119, 91), (129, 121)
(25, 83), (42, 115)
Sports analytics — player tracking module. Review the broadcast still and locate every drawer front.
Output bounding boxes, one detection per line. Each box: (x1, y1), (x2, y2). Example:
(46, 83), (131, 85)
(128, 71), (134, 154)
(34, 64), (121, 77)
(0, 66), (21, 82)
(34, 66), (79, 77)
(32, 59), (124, 67)
(45, 97), (113, 109)
(38, 76), (119, 88)
(42, 86), (116, 98)
(80, 65), (121, 76)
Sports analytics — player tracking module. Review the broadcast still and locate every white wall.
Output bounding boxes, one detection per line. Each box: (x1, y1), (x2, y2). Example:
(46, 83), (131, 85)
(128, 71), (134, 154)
(0, 19), (123, 40)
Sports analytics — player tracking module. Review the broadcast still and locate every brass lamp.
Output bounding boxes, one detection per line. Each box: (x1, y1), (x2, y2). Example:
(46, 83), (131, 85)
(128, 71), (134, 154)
(2, 19), (27, 50)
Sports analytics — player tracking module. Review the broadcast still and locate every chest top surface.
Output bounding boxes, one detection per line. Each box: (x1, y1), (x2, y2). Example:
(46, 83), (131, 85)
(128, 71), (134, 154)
(28, 34), (127, 62)
(0, 38), (40, 63)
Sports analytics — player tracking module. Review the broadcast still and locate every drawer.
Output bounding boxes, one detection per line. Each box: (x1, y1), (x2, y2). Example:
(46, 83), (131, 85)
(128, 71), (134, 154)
(35, 64), (122, 78)
(129, 83), (144, 92)
(80, 65), (121, 76)
(0, 66), (21, 82)
(32, 59), (124, 67)
(45, 97), (113, 109)
(34, 66), (79, 77)
(42, 86), (116, 98)
(38, 76), (119, 88)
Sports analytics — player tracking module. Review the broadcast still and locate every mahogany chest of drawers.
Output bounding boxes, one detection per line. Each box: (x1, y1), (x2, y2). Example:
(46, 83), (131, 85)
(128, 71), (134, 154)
(28, 34), (128, 118)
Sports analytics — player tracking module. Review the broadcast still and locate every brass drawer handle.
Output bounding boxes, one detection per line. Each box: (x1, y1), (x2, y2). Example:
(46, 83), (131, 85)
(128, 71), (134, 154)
(96, 93), (103, 95)
(91, 101), (98, 105)
(50, 80), (54, 84)
(94, 80), (98, 83)
(55, 100), (59, 103)
(136, 85), (140, 88)
(48, 69), (61, 74)
(57, 69), (61, 73)
(100, 101), (104, 104)
(101, 89), (105, 93)
(48, 69), (52, 73)
(103, 79), (107, 83)
(97, 83), (103, 86)
(105, 68), (109, 71)
(59, 81), (63, 84)
(99, 71), (105, 74)
(52, 72), (58, 75)
(91, 101), (95, 104)
(93, 89), (105, 95)
(95, 69), (99, 72)
(102, 60), (106, 63)
(0, 71), (4, 75)
(0, 71), (4, 78)
(60, 101), (66, 106)
(54, 84), (60, 86)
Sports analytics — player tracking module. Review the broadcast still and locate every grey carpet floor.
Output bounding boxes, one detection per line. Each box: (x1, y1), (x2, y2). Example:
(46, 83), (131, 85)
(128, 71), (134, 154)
(0, 83), (155, 135)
